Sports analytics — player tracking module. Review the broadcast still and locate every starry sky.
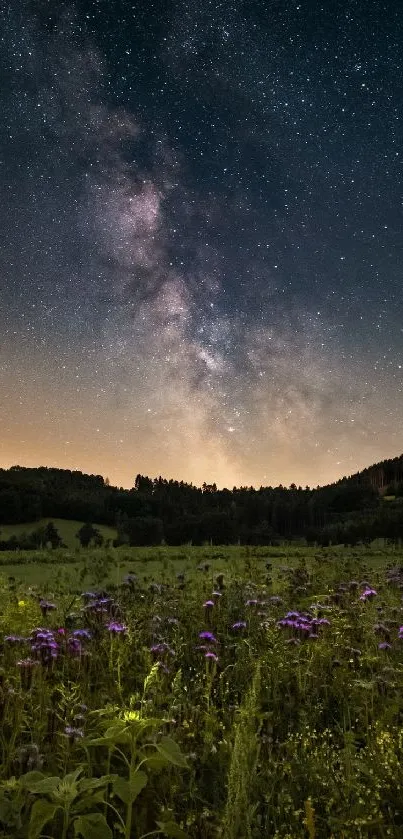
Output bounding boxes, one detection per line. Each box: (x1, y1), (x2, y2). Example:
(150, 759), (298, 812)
(1, 0), (402, 490)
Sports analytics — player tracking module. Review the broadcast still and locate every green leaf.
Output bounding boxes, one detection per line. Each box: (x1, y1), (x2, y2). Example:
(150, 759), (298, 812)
(74, 812), (112, 839)
(78, 777), (111, 793)
(103, 724), (130, 744)
(143, 755), (168, 771)
(129, 770), (148, 801)
(156, 820), (189, 838)
(25, 776), (61, 795)
(112, 771), (147, 805)
(20, 771), (46, 786)
(73, 791), (107, 812)
(111, 776), (130, 805)
(28, 799), (60, 839)
(154, 737), (188, 768)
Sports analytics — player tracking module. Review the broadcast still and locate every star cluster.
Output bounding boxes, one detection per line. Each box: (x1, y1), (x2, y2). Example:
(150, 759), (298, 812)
(0, 0), (402, 489)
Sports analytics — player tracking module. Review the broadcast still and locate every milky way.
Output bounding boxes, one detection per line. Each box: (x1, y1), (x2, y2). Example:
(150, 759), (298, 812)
(1, 0), (402, 489)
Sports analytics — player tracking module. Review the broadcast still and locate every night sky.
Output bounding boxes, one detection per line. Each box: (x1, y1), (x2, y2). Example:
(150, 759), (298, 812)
(1, 0), (402, 490)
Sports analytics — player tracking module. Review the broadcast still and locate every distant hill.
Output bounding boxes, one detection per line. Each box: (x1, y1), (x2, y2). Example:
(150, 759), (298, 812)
(339, 454), (403, 494)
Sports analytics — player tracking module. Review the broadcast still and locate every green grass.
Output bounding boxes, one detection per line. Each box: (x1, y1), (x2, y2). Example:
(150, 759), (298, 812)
(2, 545), (403, 836)
(0, 542), (397, 590)
(0, 517), (117, 548)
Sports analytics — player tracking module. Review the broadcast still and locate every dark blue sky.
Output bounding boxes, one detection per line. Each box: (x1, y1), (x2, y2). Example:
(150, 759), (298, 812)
(0, 0), (402, 488)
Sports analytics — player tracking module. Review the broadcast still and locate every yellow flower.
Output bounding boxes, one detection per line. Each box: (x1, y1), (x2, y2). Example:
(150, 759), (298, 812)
(18, 600), (26, 608)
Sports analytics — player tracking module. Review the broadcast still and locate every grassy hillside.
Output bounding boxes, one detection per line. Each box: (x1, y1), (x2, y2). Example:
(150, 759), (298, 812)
(0, 518), (117, 549)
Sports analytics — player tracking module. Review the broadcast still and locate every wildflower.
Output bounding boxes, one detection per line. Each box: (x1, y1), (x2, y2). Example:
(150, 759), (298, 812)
(39, 599), (56, 616)
(4, 635), (26, 644)
(30, 628), (58, 664)
(18, 600), (26, 608)
(204, 651), (218, 661)
(17, 657), (39, 668)
(199, 631), (217, 643)
(72, 629), (92, 640)
(67, 637), (82, 656)
(212, 590), (222, 598)
(245, 599), (259, 607)
(378, 642), (392, 650)
(64, 725), (84, 743)
(203, 600), (214, 609)
(107, 622), (127, 634)
(232, 621), (247, 630)
(17, 658), (39, 690)
(360, 588), (377, 600)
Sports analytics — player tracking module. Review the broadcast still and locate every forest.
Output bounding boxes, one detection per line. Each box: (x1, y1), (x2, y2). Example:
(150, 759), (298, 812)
(1, 454), (403, 548)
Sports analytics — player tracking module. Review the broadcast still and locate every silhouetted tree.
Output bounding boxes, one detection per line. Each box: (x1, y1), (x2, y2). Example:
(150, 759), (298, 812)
(76, 522), (100, 548)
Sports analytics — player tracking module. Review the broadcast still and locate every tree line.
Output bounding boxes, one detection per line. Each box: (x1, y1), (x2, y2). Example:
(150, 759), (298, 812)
(0, 458), (403, 547)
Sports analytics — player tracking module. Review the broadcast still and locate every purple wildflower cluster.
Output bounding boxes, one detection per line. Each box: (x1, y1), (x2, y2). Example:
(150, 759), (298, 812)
(83, 593), (115, 615)
(5, 620), (94, 669)
(29, 626), (93, 663)
(199, 595), (220, 662)
(198, 631), (218, 661)
(277, 611), (330, 641)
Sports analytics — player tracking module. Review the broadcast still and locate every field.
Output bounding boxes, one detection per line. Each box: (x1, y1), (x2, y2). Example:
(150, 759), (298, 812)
(1, 544), (403, 838)
(0, 518), (117, 549)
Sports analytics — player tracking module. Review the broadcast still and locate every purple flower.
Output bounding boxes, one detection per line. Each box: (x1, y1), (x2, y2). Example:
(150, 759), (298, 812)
(203, 600), (215, 609)
(232, 621), (247, 630)
(67, 638), (83, 656)
(204, 651), (218, 661)
(64, 725), (84, 742)
(245, 599), (259, 607)
(378, 642), (392, 650)
(199, 631), (217, 643)
(107, 622), (127, 634)
(360, 588), (377, 600)
(30, 628), (58, 663)
(72, 629), (92, 640)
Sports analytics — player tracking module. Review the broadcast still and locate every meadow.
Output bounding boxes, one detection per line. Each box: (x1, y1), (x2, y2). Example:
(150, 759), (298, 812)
(1, 544), (403, 838)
